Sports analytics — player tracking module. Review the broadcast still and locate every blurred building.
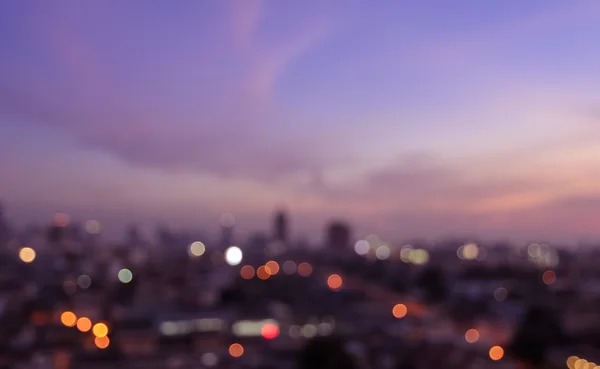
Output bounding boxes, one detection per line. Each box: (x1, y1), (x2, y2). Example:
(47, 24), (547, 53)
(0, 203), (10, 249)
(274, 210), (288, 243)
(326, 222), (351, 250)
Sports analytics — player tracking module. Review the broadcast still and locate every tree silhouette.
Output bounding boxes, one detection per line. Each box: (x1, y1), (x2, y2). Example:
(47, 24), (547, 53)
(508, 305), (567, 367)
(296, 336), (357, 369)
(416, 267), (446, 303)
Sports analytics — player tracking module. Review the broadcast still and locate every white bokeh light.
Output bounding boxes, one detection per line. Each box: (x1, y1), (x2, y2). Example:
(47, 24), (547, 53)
(225, 246), (243, 266)
(118, 269), (133, 283)
(375, 245), (390, 260)
(354, 240), (369, 255)
(189, 241), (206, 257)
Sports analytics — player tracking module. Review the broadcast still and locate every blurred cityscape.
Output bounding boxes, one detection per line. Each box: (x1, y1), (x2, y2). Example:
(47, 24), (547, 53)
(0, 204), (599, 369)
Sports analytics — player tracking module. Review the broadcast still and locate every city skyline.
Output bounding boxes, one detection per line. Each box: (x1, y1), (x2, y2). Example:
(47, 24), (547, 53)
(1, 1), (600, 241)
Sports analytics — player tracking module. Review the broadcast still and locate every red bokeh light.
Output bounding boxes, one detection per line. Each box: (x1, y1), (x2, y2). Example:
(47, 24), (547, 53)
(261, 323), (280, 340)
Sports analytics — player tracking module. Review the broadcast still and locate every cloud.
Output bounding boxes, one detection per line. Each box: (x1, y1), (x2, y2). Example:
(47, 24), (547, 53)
(0, 2), (334, 182)
(229, 0), (263, 50)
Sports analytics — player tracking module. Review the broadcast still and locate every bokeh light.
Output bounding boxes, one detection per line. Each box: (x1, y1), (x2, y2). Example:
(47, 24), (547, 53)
(494, 287), (508, 301)
(77, 275), (92, 289)
(60, 311), (77, 327)
(410, 249), (429, 265)
(465, 329), (480, 343)
(77, 317), (92, 332)
(63, 279), (77, 295)
(92, 323), (109, 337)
(240, 265), (255, 280)
(53, 213), (69, 227)
(302, 324), (318, 338)
(257, 266), (270, 280)
(298, 262), (313, 277)
(19, 247), (36, 263)
(392, 304), (408, 318)
(118, 268), (133, 283)
(528, 243), (541, 258)
(225, 246), (243, 266)
(282, 260), (297, 275)
(261, 323), (280, 340)
(85, 220), (101, 234)
(94, 336), (110, 349)
(574, 359), (588, 369)
(354, 240), (369, 255)
(327, 274), (343, 291)
(489, 346), (504, 361)
(375, 245), (391, 260)
(189, 241), (206, 257)
(229, 343), (244, 358)
(542, 270), (556, 285)
(400, 245), (413, 262)
(462, 243), (479, 260)
(201, 353), (218, 367)
(567, 356), (578, 369)
(265, 260), (280, 275)
(220, 213), (235, 228)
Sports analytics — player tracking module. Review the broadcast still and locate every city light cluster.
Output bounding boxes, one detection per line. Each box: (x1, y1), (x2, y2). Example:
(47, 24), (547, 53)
(60, 311), (110, 349)
(239, 261), (313, 281)
(566, 356), (600, 369)
(159, 318), (223, 336)
(354, 240), (430, 265)
(528, 243), (559, 268)
(232, 319), (280, 339)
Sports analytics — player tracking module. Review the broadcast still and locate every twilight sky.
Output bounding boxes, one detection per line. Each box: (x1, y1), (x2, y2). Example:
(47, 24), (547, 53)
(1, 0), (600, 242)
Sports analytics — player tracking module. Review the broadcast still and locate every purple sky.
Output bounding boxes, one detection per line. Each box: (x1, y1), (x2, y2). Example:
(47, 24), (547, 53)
(1, 0), (600, 242)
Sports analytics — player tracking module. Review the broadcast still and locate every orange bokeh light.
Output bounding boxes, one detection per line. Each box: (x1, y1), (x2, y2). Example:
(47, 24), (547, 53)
(265, 261), (280, 275)
(60, 311), (77, 327)
(94, 336), (110, 349)
(392, 304), (408, 318)
(327, 274), (343, 290)
(542, 270), (556, 285)
(489, 346), (504, 361)
(465, 328), (480, 343)
(77, 317), (92, 332)
(297, 262), (313, 277)
(229, 343), (244, 358)
(240, 265), (255, 280)
(92, 323), (109, 337)
(257, 265), (270, 280)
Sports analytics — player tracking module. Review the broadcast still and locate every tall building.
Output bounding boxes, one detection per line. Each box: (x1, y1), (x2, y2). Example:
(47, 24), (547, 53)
(273, 210), (288, 243)
(326, 221), (351, 250)
(0, 203), (10, 250)
(220, 224), (233, 249)
(126, 225), (142, 246)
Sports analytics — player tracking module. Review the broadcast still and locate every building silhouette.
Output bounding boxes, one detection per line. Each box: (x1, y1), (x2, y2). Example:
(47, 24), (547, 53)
(273, 210), (288, 243)
(326, 221), (351, 250)
(0, 202), (10, 249)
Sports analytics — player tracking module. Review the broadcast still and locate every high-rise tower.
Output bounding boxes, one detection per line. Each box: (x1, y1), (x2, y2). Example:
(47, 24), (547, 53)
(326, 221), (351, 250)
(273, 210), (288, 243)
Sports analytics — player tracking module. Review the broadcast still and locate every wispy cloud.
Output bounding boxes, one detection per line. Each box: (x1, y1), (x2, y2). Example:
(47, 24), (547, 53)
(229, 0), (263, 51)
